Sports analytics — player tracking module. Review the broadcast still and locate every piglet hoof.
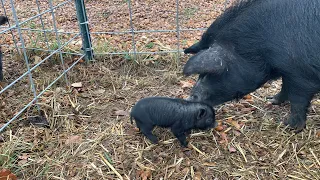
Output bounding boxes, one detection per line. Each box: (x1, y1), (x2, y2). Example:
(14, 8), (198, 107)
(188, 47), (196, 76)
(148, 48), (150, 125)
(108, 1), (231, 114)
(182, 144), (191, 150)
(146, 136), (159, 145)
(151, 139), (159, 145)
(283, 117), (306, 133)
(180, 141), (188, 148)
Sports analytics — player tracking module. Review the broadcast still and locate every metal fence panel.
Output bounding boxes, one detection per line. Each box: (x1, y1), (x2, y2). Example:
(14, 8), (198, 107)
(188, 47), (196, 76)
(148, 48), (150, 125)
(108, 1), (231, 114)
(0, 0), (231, 132)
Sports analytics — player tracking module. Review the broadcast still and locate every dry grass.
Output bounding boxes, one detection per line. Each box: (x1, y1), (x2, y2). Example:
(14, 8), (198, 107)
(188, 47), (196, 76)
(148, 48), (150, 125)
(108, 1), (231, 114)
(0, 0), (319, 179)
(0, 55), (319, 179)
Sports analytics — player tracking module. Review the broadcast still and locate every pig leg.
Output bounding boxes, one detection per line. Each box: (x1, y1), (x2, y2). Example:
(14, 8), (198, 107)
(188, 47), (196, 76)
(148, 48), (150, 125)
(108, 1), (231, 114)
(171, 123), (188, 147)
(135, 120), (158, 144)
(185, 129), (192, 136)
(284, 82), (314, 133)
(267, 78), (288, 105)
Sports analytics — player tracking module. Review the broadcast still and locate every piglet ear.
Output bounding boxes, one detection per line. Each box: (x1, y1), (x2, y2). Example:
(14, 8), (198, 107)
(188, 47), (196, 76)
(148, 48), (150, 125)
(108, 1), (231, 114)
(183, 43), (232, 76)
(197, 108), (207, 120)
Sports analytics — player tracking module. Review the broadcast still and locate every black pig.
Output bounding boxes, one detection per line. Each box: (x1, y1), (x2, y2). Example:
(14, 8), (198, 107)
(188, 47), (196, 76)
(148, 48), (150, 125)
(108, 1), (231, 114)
(184, 0), (263, 54)
(0, 16), (8, 81)
(130, 97), (216, 147)
(183, 0), (320, 132)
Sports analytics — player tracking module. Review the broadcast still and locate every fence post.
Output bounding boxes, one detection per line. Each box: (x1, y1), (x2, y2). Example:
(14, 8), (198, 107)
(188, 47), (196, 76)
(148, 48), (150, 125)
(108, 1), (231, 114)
(75, 0), (93, 61)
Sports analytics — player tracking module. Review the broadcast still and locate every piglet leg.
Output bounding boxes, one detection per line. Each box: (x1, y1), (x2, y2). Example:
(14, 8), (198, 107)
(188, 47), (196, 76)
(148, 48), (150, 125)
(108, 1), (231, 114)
(185, 130), (192, 136)
(171, 124), (188, 147)
(135, 120), (158, 144)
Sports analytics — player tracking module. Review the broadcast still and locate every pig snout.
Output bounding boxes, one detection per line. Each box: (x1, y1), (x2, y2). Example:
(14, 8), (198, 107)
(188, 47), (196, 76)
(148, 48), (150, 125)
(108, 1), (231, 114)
(212, 120), (218, 128)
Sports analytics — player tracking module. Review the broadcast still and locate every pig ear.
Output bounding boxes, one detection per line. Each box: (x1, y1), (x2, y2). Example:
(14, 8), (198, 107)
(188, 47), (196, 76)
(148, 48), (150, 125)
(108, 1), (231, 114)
(197, 108), (207, 120)
(184, 42), (201, 54)
(183, 44), (231, 76)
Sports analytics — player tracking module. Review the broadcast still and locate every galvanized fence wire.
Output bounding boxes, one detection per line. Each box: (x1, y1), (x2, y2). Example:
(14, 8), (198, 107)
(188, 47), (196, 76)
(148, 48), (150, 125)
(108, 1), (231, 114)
(0, 0), (86, 132)
(90, 0), (231, 56)
(0, 0), (231, 132)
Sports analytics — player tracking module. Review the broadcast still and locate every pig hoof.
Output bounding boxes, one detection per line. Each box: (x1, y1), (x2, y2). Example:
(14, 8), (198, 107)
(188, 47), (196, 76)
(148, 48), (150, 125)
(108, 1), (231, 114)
(146, 136), (158, 144)
(266, 96), (285, 105)
(283, 117), (306, 133)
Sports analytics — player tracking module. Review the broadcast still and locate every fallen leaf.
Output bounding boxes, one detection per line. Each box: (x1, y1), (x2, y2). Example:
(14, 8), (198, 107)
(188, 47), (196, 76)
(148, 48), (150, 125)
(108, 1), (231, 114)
(65, 135), (82, 145)
(179, 80), (195, 89)
(114, 110), (129, 116)
(0, 169), (17, 180)
(228, 145), (237, 153)
(230, 120), (241, 130)
(136, 169), (151, 180)
(71, 82), (82, 88)
(214, 122), (224, 131)
(226, 117), (233, 123)
(220, 132), (228, 145)
(243, 94), (252, 100)
(317, 131), (320, 138)
(245, 99), (254, 104)
(226, 117), (242, 129)
(194, 171), (201, 180)
(219, 132), (228, 144)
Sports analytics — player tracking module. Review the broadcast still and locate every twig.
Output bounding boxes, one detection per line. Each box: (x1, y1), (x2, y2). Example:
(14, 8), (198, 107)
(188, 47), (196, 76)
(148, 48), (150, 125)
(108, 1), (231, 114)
(182, 168), (189, 180)
(235, 143), (247, 162)
(189, 143), (206, 156)
(274, 149), (287, 165)
(98, 153), (123, 180)
(309, 148), (320, 167)
(287, 174), (307, 180)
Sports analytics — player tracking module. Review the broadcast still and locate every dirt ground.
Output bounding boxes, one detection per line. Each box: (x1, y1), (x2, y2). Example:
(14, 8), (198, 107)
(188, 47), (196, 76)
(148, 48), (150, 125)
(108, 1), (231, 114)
(0, 0), (319, 180)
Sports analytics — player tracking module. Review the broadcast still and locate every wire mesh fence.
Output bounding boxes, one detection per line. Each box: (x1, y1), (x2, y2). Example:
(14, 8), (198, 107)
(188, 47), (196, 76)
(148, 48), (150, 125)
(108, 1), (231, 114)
(0, 0), (231, 132)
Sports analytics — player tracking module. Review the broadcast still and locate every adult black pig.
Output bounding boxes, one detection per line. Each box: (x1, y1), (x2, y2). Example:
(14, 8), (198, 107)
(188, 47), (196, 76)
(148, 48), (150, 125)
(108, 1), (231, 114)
(184, 0), (263, 54)
(183, 0), (320, 132)
(130, 97), (216, 147)
(0, 16), (8, 81)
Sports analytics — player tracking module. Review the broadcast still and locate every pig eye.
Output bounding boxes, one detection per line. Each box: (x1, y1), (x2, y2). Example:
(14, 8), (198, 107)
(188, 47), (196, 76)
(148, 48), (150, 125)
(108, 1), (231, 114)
(193, 95), (198, 100)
